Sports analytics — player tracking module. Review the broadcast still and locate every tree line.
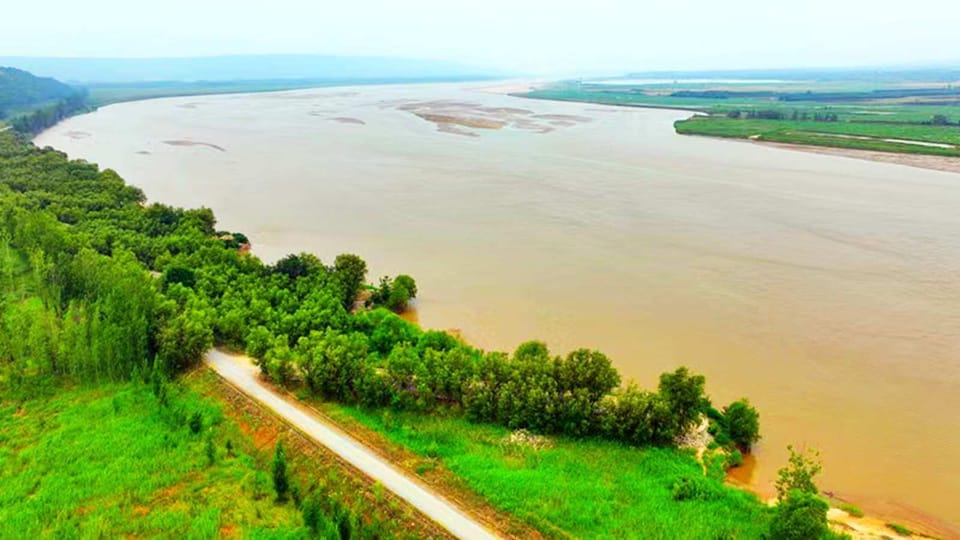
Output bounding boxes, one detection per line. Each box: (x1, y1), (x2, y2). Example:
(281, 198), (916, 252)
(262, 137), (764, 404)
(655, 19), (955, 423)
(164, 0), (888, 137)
(0, 130), (758, 453)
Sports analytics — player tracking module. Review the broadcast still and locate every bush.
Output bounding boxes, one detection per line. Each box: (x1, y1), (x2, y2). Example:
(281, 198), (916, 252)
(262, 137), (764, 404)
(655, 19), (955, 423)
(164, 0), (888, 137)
(838, 503), (863, 518)
(302, 491), (322, 533)
(671, 475), (718, 501)
(273, 442), (289, 502)
(769, 490), (830, 540)
(886, 523), (913, 536)
(188, 411), (202, 434)
(204, 432), (216, 465)
(726, 449), (743, 468)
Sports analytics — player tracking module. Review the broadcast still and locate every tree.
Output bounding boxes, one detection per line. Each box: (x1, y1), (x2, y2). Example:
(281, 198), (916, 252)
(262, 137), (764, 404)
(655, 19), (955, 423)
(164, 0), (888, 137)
(273, 441), (290, 502)
(775, 445), (822, 501)
(272, 253), (324, 280)
(724, 398), (760, 450)
(658, 367), (708, 432)
(931, 114), (950, 125)
(370, 274), (418, 312)
(302, 491), (323, 533)
(556, 348), (620, 400)
(162, 265), (196, 289)
(333, 253), (367, 308)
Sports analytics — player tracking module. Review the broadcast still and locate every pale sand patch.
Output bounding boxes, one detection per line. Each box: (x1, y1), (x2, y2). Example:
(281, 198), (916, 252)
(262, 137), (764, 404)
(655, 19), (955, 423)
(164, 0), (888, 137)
(436, 124), (479, 138)
(532, 113), (593, 123)
(473, 80), (545, 94)
(163, 140), (227, 152)
(395, 99), (589, 136)
(759, 141), (960, 175)
(414, 113), (506, 130)
(328, 117), (366, 125)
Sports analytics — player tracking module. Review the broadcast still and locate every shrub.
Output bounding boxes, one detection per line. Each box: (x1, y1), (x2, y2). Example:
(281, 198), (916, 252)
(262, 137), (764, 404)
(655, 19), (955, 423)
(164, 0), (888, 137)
(769, 490), (830, 540)
(838, 503), (863, 518)
(671, 475), (718, 501)
(204, 432), (216, 465)
(886, 523), (913, 536)
(273, 441), (289, 502)
(726, 449), (743, 468)
(302, 491), (322, 533)
(188, 411), (202, 434)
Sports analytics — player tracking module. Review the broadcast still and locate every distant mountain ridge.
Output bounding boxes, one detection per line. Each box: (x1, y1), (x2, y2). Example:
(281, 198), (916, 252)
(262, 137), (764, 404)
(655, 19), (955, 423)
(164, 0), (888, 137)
(0, 55), (494, 84)
(0, 67), (79, 117)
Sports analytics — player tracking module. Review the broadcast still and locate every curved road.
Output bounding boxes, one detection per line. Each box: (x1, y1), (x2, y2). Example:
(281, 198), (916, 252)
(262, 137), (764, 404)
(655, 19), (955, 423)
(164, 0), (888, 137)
(204, 350), (499, 540)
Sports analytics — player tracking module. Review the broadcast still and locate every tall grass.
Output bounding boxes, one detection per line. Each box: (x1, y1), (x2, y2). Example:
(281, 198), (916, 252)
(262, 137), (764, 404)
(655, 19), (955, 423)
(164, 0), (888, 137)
(329, 406), (771, 539)
(0, 383), (310, 538)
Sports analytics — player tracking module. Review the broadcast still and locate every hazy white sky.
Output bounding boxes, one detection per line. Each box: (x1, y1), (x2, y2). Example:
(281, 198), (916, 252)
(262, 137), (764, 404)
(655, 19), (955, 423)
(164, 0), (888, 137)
(4, 0), (959, 74)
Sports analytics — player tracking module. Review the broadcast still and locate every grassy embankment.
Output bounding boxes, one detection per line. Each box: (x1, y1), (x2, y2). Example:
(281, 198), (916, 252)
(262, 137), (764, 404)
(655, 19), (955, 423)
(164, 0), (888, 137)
(0, 369), (453, 539)
(522, 81), (960, 157)
(0, 382), (307, 538)
(310, 401), (772, 539)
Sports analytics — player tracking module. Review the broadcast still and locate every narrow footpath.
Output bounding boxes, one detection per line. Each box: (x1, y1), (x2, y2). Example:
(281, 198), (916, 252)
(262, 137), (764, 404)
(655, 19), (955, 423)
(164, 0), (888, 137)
(204, 349), (500, 540)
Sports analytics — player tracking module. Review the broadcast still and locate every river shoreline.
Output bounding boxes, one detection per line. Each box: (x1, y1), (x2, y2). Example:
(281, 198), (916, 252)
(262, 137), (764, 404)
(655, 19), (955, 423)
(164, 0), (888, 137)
(34, 84), (960, 537)
(512, 93), (960, 177)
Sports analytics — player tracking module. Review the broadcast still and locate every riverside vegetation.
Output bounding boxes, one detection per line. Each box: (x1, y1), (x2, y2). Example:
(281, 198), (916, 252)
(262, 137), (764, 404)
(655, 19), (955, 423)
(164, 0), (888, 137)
(1, 83), (841, 536)
(522, 76), (960, 157)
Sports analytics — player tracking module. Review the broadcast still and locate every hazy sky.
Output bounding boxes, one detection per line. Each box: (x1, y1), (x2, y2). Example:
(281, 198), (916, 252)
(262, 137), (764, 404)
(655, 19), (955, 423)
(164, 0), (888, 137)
(4, 0), (959, 74)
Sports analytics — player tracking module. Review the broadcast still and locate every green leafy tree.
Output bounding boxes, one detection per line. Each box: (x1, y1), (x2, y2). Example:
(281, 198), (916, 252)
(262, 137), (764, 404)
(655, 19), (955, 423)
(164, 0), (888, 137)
(272, 253), (324, 280)
(302, 491), (323, 533)
(724, 398), (760, 450)
(333, 253), (367, 308)
(776, 445), (822, 501)
(273, 441), (290, 502)
(658, 367), (708, 432)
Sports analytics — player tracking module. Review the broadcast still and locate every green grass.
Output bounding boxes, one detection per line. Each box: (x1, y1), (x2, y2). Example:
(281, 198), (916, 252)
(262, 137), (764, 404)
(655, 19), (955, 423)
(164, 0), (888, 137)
(0, 382), (310, 538)
(674, 116), (960, 156)
(886, 522), (913, 536)
(522, 81), (960, 157)
(837, 503), (864, 518)
(326, 406), (771, 539)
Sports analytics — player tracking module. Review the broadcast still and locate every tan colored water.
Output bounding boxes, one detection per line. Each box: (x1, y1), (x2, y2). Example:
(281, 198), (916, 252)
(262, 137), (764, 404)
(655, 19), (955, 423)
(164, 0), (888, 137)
(35, 83), (960, 534)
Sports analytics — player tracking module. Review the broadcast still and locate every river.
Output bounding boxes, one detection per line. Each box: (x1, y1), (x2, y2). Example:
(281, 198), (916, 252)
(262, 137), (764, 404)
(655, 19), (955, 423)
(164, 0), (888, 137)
(35, 82), (960, 533)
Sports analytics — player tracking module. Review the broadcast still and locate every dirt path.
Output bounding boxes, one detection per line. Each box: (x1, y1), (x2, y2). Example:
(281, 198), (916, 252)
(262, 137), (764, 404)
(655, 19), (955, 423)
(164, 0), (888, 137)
(203, 349), (500, 540)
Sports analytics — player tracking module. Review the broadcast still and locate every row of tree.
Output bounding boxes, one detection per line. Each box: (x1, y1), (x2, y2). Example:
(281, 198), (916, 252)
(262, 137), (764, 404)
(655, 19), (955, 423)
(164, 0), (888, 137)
(0, 130), (757, 452)
(724, 109), (839, 122)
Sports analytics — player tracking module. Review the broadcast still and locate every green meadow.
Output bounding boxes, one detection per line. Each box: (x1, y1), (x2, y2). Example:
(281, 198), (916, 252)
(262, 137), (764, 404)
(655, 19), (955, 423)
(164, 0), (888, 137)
(325, 405), (772, 539)
(522, 80), (960, 157)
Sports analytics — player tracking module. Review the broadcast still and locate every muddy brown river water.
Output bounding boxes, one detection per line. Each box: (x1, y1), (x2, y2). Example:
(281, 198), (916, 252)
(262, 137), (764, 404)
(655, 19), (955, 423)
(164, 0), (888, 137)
(35, 82), (960, 533)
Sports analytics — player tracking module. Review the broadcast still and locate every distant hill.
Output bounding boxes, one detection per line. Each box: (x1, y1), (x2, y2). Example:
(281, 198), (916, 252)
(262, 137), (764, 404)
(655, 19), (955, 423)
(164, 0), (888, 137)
(0, 67), (79, 117)
(0, 55), (494, 84)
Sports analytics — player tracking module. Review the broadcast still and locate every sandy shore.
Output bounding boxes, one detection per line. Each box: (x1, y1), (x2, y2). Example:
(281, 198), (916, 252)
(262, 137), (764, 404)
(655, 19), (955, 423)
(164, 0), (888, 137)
(758, 141), (960, 175)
